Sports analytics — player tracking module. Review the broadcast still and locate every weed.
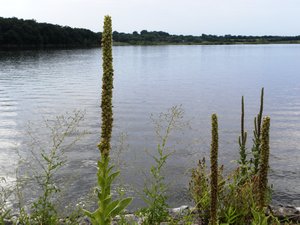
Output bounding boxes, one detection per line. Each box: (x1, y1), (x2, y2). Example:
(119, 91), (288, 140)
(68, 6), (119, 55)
(189, 158), (210, 221)
(258, 117), (271, 210)
(238, 96), (248, 177)
(251, 88), (264, 174)
(0, 177), (12, 225)
(16, 110), (86, 225)
(11, 111), (86, 225)
(189, 158), (226, 225)
(140, 105), (185, 225)
(220, 206), (238, 225)
(210, 114), (219, 225)
(251, 206), (280, 225)
(219, 169), (259, 224)
(190, 89), (274, 225)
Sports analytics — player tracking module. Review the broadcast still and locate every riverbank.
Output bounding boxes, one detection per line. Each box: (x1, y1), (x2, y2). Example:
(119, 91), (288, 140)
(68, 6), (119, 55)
(113, 40), (300, 46)
(3, 204), (300, 225)
(116, 205), (300, 225)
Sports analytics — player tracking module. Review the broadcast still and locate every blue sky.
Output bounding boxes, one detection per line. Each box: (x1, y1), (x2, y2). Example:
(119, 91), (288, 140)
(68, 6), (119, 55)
(1, 0), (300, 35)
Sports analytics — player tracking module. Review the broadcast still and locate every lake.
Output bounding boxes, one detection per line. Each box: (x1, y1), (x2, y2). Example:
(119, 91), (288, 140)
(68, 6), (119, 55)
(0, 45), (300, 209)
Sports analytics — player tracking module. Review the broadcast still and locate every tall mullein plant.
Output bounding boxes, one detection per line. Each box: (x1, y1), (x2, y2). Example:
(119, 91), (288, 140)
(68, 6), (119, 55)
(84, 16), (132, 225)
(238, 96), (248, 176)
(251, 88), (264, 174)
(258, 117), (270, 210)
(99, 15), (114, 159)
(210, 114), (219, 225)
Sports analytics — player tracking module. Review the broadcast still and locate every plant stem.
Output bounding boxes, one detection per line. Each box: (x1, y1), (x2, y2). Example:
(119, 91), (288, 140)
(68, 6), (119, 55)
(239, 96), (248, 175)
(258, 116), (270, 210)
(252, 88), (264, 174)
(210, 114), (218, 225)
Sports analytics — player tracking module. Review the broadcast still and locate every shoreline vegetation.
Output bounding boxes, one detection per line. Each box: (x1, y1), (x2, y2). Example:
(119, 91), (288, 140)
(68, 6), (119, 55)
(1, 17), (300, 49)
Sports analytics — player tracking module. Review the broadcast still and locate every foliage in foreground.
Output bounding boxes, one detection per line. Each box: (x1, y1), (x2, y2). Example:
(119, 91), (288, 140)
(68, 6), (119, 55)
(189, 89), (277, 225)
(0, 89), (297, 225)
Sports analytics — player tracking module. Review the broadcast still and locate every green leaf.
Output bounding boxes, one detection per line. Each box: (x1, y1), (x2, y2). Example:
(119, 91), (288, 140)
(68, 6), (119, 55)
(107, 165), (114, 174)
(97, 190), (103, 200)
(97, 174), (105, 187)
(109, 198), (132, 217)
(83, 209), (94, 220)
(162, 154), (168, 162)
(41, 153), (51, 163)
(93, 209), (105, 225)
(98, 160), (105, 170)
(103, 195), (112, 206)
(107, 171), (120, 186)
(104, 199), (120, 217)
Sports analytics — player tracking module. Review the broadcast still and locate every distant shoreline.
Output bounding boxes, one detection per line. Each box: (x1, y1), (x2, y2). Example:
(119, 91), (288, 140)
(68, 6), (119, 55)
(113, 41), (300, 46)
(1, 41), (300, 50)
(1, 16), (300, 50)
(0, 44), (99, 50)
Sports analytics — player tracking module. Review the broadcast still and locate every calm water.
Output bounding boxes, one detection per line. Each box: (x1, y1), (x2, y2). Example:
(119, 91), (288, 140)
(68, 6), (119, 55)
(0, 45), (300, 209)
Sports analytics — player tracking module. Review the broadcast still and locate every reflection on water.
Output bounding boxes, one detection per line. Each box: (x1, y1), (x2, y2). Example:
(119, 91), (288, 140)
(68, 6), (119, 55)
(0, 89), (19, 183)
(0, 45), (300, 208)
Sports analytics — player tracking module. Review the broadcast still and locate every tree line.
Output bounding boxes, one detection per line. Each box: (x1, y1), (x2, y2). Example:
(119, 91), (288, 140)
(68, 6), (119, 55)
(1, 17), (300, 49)
(113, 30), (300, 45)
(0, 17), (100, 48)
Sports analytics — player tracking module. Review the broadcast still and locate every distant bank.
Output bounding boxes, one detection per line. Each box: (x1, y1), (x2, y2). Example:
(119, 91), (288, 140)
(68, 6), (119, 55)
(1, 17), (300, 49)
(0, 17), (100, 49)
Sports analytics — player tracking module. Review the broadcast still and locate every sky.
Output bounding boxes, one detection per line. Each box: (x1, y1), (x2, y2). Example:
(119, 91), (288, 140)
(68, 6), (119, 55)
(1, 0), (300, 36)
